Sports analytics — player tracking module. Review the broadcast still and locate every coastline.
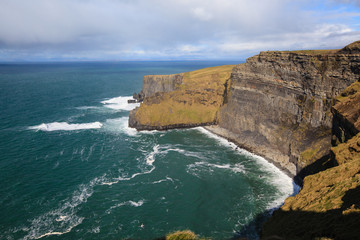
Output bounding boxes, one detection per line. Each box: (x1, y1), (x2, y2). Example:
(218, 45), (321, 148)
(203, 125), (297, 180)
(200, 125), (300, 196)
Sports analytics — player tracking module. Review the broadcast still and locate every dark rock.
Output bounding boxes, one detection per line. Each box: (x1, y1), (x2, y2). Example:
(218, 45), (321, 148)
(218, 49), (360, 175)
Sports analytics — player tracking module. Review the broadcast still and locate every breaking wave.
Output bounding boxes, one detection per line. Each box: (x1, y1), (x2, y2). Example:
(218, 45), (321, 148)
(102, 117), (138, 136)
(101, 96), (139, 111)
(28, 122), (103, 131)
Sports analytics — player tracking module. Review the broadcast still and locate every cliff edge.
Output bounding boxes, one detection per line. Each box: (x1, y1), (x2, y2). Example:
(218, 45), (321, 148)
(129, 41), (360, 239)
(130, 41), (360, 176)
(129, 65), (234, 130)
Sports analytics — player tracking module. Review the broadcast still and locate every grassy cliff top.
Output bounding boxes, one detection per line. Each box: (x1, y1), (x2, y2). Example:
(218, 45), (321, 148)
(261, 40), (360, 56)
(133, 65), (235, 128)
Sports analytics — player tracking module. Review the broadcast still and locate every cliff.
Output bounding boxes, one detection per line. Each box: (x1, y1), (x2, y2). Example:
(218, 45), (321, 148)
(129, 41), (360, 239)
(217, 44), (360, 176)
(129, 65), (234, 130)
(332, 80), (360, 144)
(261, 81), (360, 239)
(142, 73), (184, 97)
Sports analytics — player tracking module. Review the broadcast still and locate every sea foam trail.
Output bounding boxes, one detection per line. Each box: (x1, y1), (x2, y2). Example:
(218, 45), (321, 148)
(196, 127), (298, 210)
(101, 96), (139, 111)
(23, 176), (107, 240)
(106, 200), (145, 214)
(28, 122), (103, 131)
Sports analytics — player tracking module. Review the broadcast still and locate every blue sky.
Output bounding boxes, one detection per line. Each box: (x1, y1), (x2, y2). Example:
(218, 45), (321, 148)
(0, 0), (360, 61)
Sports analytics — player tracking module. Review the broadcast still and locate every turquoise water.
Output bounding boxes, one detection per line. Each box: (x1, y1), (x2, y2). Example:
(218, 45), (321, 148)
(0, 62), (295, 240)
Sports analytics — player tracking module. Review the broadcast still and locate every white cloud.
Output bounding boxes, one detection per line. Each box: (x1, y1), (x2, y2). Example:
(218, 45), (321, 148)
(191, 7), (213, 21)
(0, 0), (359, 60)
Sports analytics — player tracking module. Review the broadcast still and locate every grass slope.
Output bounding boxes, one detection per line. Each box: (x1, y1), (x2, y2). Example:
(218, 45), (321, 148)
(134, 65), (235, 128)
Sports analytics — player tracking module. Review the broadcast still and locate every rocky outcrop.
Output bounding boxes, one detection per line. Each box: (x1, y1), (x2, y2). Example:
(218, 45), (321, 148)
(142, 73), (184, 97)
(332, 81), (360, 144)
(129, 65), (235, 130)
(128, 41), (360, 239)
(218, 45), (360, 175)
(128, 41), (360, 176)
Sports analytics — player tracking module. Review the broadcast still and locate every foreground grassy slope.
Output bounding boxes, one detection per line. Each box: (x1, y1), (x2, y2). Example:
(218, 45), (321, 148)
(262, 135), (360, 239)
(133, 65), (234, 128)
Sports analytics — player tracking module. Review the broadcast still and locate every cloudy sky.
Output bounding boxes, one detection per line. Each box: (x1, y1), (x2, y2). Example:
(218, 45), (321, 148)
(1, 0), (360, 61)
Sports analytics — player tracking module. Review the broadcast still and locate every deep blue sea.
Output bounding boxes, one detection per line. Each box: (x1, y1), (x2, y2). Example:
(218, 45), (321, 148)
(0, 61), (296, 240)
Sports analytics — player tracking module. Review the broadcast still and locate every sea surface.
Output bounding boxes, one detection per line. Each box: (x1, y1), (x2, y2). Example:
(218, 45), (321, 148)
(0, 61), (297, 240)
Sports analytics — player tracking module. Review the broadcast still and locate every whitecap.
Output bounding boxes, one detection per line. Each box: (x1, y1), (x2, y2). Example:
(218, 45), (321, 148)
(146, 145), (159, 166)
(28, 122), (102, 132)
(103, 117), (137, 136)
(101, 96), (140, 111)
(106, 200), (145, 214)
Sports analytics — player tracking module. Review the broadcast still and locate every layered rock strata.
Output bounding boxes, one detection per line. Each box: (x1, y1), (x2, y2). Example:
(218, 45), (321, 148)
(218, 43), (360, 176)
(142, 73), (184, 97)
(261, 82), (360, 240)
(129, 41), (360, 176)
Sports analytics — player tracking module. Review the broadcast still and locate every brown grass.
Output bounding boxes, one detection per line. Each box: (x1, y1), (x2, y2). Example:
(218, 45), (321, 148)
(135, 65), (235, 127)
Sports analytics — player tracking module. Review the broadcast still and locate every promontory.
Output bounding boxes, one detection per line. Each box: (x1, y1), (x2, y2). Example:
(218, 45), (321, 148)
(129, 41), (360, 239)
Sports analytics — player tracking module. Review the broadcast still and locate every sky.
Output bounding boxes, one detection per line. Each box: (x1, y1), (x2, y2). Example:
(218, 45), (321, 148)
(0, 0), (360, 61)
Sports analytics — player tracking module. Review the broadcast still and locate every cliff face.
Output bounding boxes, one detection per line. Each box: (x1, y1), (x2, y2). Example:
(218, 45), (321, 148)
(129, 41), (360, 239)
(129, 41), (360, 175)
(218, 46), (360, 175)
(129, 65), (234, 130)
(142, 73), (184, 97)
(261, 82), (360, 240)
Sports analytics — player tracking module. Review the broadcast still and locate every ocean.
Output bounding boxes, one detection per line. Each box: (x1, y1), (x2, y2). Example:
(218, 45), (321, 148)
(0, 61), (296, 240)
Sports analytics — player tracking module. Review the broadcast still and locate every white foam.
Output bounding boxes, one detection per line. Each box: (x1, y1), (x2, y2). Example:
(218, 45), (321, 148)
(75, 106), (99, 110)
(103, 117), (138, 136)
(151, 176), (174, 184)
(106, 200), (145, 214)
(29, 122), (103, 131)
(23, 176), (107, 240)
(146, 145), (159, 166)
(101, 96), (140, 111)
(197, 127), (298, 210)
(101, 166), (156, 186)
(187, 161), (246, 176)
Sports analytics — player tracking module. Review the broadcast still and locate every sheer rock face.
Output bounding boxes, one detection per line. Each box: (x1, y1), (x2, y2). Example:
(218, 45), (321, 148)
(218, 48), (360, 175)
(142, 74), (184, 97)
(128, 41), (360, 176)
(261, 83), (360, 240)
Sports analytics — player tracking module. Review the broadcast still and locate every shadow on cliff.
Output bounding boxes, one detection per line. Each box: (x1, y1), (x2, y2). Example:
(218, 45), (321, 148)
(294, 154), (337, 186)
(233, 186), (360, 240)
